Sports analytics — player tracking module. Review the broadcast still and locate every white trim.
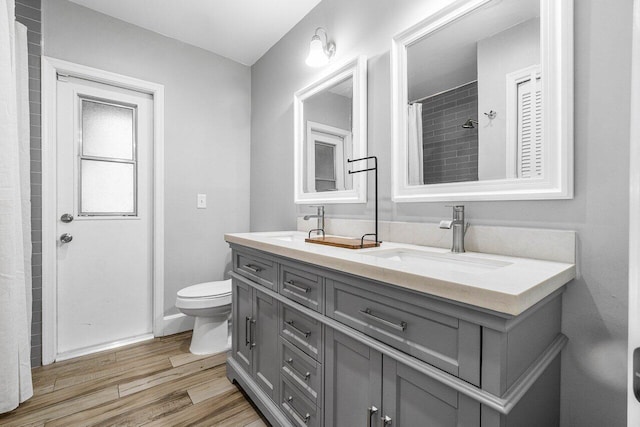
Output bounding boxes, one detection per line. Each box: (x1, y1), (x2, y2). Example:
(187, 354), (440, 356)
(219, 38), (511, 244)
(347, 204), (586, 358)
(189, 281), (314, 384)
(629, 0), (640, 422)
(294, 56), (368, 204)
(305, 121), (351, 192)
(55, 334), (154, 362)
(505, 65), (542, 179)
(390, 0), (573, 202)
(162, 313), (195, 336)
(41, 57), (165, 365)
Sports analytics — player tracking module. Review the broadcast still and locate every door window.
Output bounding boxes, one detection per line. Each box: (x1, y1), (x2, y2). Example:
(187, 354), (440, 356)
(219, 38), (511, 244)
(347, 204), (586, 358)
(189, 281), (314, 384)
(78, 98), (137, 216)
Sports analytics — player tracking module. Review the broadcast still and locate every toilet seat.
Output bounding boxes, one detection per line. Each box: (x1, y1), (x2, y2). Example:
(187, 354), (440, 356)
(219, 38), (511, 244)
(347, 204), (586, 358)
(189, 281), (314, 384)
(177, 279), (231, 299)
(176, 279), (232, 310)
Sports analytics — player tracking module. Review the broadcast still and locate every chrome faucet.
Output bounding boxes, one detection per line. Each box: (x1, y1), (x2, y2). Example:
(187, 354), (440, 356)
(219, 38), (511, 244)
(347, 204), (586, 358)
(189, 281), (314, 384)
(439, 205), (468, 253)
(303, 205), (325, 236)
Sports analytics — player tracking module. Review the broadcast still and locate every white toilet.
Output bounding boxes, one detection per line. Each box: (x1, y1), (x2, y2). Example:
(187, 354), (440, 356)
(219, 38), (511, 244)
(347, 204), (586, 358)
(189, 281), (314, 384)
(176, 279), (232, 355)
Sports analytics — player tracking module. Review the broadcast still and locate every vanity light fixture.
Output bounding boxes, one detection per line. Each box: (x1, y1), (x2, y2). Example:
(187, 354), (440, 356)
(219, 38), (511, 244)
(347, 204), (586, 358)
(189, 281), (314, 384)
(305, 27), (335, 67)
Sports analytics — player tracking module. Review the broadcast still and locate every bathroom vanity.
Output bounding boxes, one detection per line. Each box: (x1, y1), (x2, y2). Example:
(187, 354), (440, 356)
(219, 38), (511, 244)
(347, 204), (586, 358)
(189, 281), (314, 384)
(224, 231), (575, 427)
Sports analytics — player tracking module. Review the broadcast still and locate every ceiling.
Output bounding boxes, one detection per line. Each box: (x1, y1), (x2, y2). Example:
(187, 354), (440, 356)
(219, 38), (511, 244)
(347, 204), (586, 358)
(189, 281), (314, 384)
(68, 0), (322, 66)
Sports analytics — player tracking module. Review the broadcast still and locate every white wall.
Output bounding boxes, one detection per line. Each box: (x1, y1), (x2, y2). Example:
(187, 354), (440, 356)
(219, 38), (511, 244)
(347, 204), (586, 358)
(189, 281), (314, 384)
(43, 0), (252, 318)
(477, 18), (540, 180)
(251, 0), (632, 425)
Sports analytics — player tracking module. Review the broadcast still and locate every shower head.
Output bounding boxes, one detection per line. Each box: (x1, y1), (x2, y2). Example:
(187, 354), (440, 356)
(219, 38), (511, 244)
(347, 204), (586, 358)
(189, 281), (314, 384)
(461, 119), (478, 129)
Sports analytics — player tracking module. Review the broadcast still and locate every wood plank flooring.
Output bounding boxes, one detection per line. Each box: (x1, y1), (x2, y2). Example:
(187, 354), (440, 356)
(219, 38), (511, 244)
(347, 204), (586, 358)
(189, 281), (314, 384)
(0, 332), (269, 427)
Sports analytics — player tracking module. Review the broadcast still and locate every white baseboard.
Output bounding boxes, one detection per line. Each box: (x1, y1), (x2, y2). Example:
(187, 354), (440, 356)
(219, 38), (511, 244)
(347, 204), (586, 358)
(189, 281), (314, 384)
(162, 313), (194, 336)
(56, 333), (154, 362)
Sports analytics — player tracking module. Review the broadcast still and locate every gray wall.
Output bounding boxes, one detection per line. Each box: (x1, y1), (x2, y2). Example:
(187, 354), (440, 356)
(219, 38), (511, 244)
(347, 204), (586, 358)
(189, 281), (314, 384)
(15, 0), (42, 367)
(250, 0), (631, 425)
(477, 18), (540, 180)
(43, 0), (252, 321)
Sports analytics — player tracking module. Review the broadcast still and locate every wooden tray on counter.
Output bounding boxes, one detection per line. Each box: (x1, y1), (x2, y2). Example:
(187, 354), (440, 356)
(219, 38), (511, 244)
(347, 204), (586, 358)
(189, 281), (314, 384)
(305, 236), (380, 249)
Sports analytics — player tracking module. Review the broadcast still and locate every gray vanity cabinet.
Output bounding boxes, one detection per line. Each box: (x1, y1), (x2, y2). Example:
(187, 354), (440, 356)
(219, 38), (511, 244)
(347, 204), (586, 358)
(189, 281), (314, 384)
(231, 277), (280, 401)
(324, 328), (381, 427)
(324, 328), (480, 427)
(381, 357), (480, 427)
(226, 245), (566, 427)
(326, 277), (481, 385)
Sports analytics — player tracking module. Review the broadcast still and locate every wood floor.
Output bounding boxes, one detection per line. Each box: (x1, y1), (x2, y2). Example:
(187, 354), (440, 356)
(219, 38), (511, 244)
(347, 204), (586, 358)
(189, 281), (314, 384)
(0, 332), (269, 427)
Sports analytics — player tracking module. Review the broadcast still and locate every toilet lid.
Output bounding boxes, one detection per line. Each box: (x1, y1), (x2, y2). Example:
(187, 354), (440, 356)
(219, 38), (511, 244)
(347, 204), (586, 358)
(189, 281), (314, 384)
(177, 279), (232, 299)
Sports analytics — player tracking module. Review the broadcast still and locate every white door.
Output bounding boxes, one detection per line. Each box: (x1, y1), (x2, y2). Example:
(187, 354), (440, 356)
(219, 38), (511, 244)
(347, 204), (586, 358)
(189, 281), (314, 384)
(55, 76), (154, 359)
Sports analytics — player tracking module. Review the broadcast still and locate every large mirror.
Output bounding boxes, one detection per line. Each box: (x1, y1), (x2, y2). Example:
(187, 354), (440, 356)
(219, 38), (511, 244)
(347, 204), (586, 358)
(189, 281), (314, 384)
(391, 0), (573, 202)
(294, 56), (367, 204)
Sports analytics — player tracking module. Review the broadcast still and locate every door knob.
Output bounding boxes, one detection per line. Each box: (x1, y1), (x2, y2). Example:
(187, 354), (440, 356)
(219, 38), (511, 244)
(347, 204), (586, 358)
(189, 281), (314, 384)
(60, 213), (74, 223)
(60, 233), (73, 244)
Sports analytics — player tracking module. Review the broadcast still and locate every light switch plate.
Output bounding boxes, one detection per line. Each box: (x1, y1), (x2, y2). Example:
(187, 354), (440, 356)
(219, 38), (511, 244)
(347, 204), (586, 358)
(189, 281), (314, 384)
(197, 194), (207, 209)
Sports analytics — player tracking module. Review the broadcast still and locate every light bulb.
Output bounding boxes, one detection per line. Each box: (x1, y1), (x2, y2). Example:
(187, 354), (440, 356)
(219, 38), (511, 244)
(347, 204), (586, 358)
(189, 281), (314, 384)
(306, 36), (329, 67)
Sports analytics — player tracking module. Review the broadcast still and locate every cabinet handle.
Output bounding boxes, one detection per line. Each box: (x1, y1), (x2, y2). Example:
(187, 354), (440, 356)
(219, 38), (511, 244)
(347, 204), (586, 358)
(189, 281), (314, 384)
(286, 396), (311, 423)
(285, 320), (311, 338)
(367, 406), (378, 427)
(360, 308), (407, 332)
(250, 319), (257, 348)
(285, 357), (311, 381)
(381, 415), (392, 426)
(245, 316), (252, 346)
(243, 263), (263, 273)
(284, 280), (310, 294)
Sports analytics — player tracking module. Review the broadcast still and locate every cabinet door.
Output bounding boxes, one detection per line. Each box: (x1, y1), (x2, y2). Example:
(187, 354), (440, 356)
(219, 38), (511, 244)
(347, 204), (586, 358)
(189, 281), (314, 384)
(253, 289), (279, 400)
(325, 328), (382, 427)
(381, 356), (480, 427)
(232, 278), (253, 373)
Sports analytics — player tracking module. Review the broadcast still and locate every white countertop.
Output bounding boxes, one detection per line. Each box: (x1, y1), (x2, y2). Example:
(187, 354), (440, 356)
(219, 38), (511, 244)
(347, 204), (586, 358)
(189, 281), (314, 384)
(225, 231), (576, 316)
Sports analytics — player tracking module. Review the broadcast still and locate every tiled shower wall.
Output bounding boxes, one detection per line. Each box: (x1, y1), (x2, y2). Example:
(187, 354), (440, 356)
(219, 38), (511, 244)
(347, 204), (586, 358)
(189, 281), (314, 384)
(15, 0), (42, 367)
(421, 81), (479, 184)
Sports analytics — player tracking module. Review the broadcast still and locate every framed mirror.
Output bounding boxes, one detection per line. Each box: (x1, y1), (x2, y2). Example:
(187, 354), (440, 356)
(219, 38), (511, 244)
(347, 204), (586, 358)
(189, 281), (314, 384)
(391, 0), (573, 202)
(294, 56), (368, 204)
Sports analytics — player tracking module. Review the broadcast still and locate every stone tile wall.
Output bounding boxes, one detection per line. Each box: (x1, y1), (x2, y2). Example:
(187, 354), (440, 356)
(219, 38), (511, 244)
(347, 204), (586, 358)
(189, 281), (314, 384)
(15, 0), (42, 367)
(420, 81), (479, 184)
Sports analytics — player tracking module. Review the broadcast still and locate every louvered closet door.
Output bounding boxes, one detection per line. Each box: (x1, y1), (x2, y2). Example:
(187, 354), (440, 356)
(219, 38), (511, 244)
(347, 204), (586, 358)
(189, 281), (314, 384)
(517, 75), (543, 178)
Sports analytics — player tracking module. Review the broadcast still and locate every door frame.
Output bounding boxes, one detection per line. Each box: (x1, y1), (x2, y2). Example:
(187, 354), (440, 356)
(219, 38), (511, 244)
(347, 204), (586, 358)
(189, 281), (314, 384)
(41, 57), (165, 365)
(630, 0), (640, 422)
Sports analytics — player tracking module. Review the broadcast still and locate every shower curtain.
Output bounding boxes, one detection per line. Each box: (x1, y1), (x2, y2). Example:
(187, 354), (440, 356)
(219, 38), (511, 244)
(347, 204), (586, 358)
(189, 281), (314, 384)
(0, 0), (34, 413)
(407, 103), (424, 185)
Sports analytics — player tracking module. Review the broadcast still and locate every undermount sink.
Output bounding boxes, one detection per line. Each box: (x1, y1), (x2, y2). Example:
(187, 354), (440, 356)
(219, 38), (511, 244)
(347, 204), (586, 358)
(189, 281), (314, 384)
(271, 235), (297, 242)
(366, 248), (512, 274)
(261, 232), (304, 242)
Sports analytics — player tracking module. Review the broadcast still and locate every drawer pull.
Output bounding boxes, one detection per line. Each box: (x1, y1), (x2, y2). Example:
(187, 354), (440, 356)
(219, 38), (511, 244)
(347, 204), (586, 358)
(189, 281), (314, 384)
(360, 308), (407, 332)
(286, 357), (311, 380)
(382, 415), (392, 426)
(286, 396), (311, 423)
(284, 280), (310, 294)
(368, 406), (379, 427)
(285, 320), (311, 338)
(250, 318), (257, 349)
(245, 316), (252, 346)
(243, 264), (263, 273)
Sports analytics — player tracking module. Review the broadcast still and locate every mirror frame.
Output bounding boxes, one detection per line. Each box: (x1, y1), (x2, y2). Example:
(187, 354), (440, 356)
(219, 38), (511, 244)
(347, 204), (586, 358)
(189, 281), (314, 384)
(294, 56), (368, 204)
(390, 0), (573, 202)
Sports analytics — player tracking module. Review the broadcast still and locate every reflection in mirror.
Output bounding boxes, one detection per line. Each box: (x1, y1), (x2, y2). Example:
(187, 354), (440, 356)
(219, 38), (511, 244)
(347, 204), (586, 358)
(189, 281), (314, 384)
(407, 0), (539, 185)
(294, 56), (367, 204)
(303, 77), (353, 192)
(391, 0), (573, 202)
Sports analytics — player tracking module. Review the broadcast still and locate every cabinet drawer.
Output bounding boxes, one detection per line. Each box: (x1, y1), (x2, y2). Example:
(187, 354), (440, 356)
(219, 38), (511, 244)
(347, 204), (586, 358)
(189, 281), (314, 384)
(281, 305), (322, 362)
(281, 336), (322, 406)
(280, 264), (323, 312)
(326, 279), (480, 384)
(234, 251), (275, 290)
(281, 377), (320, 427)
